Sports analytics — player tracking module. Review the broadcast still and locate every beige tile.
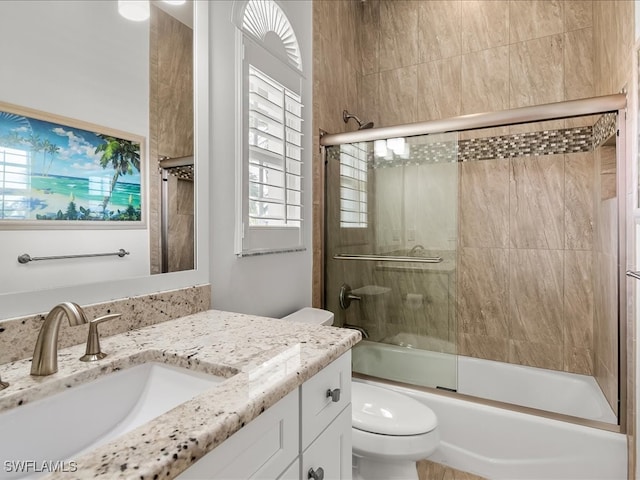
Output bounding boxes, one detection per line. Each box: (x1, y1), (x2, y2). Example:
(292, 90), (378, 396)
(358, 73), (380, 129)
(595, 357), (618, 414)
(564, 28), (594, 101)
(461, 46), (509, 115)
(565, 114), (597, 128)
(379, 66), (417, 126)
(510, 35), (564, 108)
(565, 152), (594, 250)
(380, 0), (419, 70)
(418, 0), (461, 63)
(417, 57), (461, 122)
(461, 0), (509, 54)
(564, 250), (594, 348)
(458, 127), (509, 141)
(338, 0), (358, 72)
(458, 247), (509, 337)
(599, 145), (617, 200)
(509, 339), (563, 370)
(565, 0), (593, 31)
(509, 155), (565, 250)
(459, 333), (510, 362)
(509, 249), (564, 345)
(508, 120), (566, 135)
(460, 159), (509, 248)
(509, 0), (564, 43)
(565, 346), (594, 375)
(359, 0), (380, 75)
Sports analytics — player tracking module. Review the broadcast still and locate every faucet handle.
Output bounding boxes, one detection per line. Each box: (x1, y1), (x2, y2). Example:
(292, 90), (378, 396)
(79, 314), (121, 362)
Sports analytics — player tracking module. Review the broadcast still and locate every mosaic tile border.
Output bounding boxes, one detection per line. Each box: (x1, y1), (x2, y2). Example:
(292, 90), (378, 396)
(326, 113), (618, 167)
(592, 112), (618, 148)
(458, 126), (592, 162)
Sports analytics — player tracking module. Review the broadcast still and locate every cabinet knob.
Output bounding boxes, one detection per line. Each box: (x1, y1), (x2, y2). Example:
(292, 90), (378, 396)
(308, 467), (325, 480)
(326, 388), (341, 402)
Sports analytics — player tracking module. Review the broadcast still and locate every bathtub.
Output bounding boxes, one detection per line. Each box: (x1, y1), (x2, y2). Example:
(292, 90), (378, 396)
(352, 341), (626, 479)
(352, 340), (616, 423)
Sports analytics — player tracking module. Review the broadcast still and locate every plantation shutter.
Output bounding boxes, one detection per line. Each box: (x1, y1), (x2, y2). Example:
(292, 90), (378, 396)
(237, 36), (304, 254)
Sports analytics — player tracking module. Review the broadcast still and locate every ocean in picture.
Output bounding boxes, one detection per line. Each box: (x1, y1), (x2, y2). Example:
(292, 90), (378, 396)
(0, 108), (142, 221)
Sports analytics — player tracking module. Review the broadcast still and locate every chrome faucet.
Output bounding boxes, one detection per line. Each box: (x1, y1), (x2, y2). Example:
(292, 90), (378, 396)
(31, 302), (89, 376)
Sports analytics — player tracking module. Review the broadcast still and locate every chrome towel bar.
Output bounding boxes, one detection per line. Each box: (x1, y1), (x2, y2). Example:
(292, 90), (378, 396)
(17, 249), (130, 264)
(333, 254), (443, 263)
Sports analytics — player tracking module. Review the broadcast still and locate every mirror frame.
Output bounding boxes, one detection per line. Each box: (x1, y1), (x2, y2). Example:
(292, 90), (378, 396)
(0, 2), (210, 319)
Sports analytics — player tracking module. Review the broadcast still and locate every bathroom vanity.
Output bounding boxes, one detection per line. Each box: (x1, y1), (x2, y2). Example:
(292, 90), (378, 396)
(0, 310), (360, 479)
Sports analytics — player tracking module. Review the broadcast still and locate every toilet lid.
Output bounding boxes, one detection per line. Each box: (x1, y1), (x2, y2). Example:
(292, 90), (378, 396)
(352, 382), (437, 436)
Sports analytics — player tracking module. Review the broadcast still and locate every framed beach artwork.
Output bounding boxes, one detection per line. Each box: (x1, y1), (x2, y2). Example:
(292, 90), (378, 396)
(0, 102), (144, 228)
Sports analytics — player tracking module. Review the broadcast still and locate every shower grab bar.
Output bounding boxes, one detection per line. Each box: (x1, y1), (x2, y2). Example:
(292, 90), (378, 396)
(17, 249), (129, 264)
(333, 254), (443, 263)
(320, 93), (626, 146)
(626, 270), (640, 280)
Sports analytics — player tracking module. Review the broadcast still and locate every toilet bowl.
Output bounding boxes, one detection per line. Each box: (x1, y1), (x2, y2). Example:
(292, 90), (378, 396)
(352, 382), (439, 480)
(282, 308), (439, 480)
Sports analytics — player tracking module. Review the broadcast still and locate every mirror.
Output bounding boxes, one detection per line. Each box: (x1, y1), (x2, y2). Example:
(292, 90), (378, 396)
(0, 0), (195, 297)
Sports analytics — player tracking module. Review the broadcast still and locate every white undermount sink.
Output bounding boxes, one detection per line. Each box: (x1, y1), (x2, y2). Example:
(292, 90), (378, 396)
(0, 362), (225, 479)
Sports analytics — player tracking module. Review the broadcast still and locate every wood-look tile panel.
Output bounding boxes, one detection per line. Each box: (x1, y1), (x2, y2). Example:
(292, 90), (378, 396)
(509, 249), (564, 345)
(509, 155), (564, 250)
(418, 0), (461, 63)
(460, 0), (509, 54)
(460, 159), (509, 248)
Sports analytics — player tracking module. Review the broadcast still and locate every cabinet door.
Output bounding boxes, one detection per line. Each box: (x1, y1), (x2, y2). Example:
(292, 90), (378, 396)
(301, 351), (351, 449)
(176, 389), (299, 479)
(301, 406), (352, 480)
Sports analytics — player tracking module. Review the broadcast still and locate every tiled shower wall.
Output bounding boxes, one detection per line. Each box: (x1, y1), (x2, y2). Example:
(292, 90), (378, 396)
(357, 0), (595, 128)
(314, 0), (634, 419)
(458, 148), (597, 374)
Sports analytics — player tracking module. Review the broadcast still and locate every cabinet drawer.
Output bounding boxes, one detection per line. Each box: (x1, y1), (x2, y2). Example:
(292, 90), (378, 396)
(301, 405), (352, 480)
(301, 350), (351, 448)
(177, 389), (299, 480)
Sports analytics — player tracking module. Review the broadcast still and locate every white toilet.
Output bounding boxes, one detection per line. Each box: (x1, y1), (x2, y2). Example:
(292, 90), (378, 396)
(283, 308), (440, 480)
(351, 382), (439, 480)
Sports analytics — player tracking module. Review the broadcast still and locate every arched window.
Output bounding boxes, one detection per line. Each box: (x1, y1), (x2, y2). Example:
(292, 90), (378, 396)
(234, 0), (305, 255)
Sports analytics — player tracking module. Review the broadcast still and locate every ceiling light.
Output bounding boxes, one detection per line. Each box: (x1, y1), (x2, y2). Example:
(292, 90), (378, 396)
(163, 0), (186, 5)
(118, 0), (150, 21)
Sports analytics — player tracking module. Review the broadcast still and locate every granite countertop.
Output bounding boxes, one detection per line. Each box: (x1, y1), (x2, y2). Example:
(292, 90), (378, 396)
(0, 310), (361, 479)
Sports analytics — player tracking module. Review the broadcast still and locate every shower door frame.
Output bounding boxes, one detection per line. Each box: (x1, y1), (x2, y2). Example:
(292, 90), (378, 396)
(320, 94), (629, 434)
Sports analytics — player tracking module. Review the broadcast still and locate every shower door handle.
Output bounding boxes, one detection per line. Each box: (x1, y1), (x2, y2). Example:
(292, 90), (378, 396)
(626, 270), (640, 280)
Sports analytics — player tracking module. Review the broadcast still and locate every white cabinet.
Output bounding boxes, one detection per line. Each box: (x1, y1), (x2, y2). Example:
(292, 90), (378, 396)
(177, 389), (299, 480)
(301, 350), (351, 449)
(301, 406), (352, 480)
(177, 351), (352, 480)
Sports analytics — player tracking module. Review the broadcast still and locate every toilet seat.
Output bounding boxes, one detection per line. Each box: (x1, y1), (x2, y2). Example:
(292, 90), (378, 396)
(352, 382), (437, 436)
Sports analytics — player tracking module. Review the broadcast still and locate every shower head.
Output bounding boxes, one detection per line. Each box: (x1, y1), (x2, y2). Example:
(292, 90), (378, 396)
(343, 110), (374, 130)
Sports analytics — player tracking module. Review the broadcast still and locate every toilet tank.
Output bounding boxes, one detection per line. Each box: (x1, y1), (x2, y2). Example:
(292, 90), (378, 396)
(282, 307), (334, 326)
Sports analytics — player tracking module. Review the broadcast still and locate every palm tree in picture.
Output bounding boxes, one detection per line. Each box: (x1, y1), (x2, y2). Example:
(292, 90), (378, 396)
(39, 139), (52, 175)
(27, 134), (43, 174)
(95, 134), (140, 213)
(44, 142), (60, 176)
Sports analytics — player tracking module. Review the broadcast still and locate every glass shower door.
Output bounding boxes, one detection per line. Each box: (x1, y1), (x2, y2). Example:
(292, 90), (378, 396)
(325, 132), (458, 391)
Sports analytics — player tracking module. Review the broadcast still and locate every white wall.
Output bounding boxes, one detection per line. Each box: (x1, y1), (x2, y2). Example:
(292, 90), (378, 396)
(0, 1), (150, 294)
(209, 1), (312, 318)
